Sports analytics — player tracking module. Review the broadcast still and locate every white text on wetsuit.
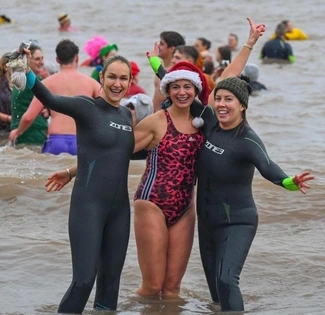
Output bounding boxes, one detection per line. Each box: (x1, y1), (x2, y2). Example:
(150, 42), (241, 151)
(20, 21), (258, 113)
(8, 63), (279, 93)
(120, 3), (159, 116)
(205, 140), (224, 154)
(109, 121), (132, 132)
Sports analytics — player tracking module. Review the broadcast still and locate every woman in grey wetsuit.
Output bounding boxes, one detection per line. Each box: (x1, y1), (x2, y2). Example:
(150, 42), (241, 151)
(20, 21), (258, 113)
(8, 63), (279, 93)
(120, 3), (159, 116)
(191, 76), (314, 312)
(24, 54), (134, 314)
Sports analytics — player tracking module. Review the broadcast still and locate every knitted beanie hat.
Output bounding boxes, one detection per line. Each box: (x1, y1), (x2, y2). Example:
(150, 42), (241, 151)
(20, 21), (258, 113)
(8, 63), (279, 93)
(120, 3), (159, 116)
(160, 61), (210, 105)
(214, 76), (251, 108)
(243, 63), (259, 82)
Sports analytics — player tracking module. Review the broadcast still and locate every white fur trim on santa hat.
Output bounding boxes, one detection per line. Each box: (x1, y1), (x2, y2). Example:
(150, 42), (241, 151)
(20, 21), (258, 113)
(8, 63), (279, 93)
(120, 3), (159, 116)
(160, 70), (202, 97)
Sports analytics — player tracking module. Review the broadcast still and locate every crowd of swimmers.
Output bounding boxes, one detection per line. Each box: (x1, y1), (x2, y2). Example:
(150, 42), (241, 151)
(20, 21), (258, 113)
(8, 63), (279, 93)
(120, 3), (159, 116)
(1, 15), (314, 315)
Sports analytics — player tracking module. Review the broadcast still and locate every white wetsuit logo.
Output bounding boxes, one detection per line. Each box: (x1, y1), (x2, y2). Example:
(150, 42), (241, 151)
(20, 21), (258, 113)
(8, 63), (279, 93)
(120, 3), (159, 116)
(205, 140), (224, 154)
(109, 121), (132, 132)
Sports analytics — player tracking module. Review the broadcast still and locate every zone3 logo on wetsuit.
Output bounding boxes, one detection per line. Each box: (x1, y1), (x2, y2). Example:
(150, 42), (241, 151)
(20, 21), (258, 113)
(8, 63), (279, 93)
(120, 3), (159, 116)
(109, 121), (132, 132)
(205, 140), (224, 155)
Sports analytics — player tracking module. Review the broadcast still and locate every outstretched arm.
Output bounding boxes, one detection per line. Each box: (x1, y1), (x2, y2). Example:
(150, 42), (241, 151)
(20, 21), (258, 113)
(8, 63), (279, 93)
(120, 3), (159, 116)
(207, 18), (266, 105)
(283, 171), (315, 194)
(45, 165), (77, 192)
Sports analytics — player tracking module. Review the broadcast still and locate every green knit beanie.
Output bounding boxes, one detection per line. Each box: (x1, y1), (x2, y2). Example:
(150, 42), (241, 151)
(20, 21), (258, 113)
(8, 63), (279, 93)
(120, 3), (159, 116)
(214, 77), (251, 108)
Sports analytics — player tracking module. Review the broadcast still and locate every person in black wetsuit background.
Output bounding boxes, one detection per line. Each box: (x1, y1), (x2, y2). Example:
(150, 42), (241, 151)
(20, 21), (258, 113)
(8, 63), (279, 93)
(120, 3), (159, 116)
(191, 75), (314, 312)
(22, 52), (135, 314)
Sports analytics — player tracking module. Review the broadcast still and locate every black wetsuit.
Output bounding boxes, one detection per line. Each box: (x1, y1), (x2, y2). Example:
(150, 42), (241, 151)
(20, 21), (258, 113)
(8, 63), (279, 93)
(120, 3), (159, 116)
(31, 79), (134, 313)
(260, 37), (294, 61)
(191, 102), (289, 311)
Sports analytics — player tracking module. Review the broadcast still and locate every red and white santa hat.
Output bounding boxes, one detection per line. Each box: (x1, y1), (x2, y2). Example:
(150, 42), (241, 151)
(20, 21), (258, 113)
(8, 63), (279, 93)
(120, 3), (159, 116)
(160, 61), (210, 105)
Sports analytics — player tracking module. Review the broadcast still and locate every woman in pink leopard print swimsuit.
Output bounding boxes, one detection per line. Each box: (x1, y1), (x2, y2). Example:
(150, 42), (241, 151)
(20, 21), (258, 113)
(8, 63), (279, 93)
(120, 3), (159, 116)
(133, 61), (208, 297)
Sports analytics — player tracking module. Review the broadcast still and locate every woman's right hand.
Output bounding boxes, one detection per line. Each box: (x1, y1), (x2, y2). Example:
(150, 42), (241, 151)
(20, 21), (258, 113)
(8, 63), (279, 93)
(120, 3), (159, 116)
(45, 170), (71, 192)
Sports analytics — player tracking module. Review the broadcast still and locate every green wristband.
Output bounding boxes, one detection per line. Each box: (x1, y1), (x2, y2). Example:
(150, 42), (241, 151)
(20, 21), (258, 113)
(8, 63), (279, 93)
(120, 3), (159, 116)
(282, 177), (299, 191)
(148, 56), (161, 74)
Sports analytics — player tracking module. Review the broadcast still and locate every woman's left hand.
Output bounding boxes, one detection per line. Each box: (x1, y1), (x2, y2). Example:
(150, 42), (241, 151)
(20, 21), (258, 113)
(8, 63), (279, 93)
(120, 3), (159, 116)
(246, 17), (266, 47)
(293, 171), (315, 194)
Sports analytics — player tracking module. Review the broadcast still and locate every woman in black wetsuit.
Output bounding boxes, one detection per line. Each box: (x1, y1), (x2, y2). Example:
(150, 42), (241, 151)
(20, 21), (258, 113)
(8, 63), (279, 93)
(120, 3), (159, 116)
(191, 75), (314, 312)
(23, 53), (134, 314)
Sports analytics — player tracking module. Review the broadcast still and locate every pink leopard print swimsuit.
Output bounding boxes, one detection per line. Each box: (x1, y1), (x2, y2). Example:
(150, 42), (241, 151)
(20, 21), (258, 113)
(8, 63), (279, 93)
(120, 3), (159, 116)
(134, 110), (204, 227)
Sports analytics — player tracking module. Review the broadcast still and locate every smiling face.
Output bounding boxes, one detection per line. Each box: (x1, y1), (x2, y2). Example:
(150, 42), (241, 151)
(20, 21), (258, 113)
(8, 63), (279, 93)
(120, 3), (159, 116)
(167, 79), (197, 109)
(214, 89), (245, 130)
(30, 49), (44, 75)
(100, 59), (131, 106)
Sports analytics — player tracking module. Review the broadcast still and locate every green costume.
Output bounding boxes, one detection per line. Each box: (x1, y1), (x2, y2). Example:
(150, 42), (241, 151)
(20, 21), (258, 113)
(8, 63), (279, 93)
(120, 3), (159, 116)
(11, 86), (48, 145)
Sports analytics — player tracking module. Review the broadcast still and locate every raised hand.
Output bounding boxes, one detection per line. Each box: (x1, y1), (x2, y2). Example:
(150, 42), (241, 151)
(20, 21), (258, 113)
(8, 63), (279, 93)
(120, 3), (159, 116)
(146, 42), (159, 59)
(293, 171), (315, 194)
(246, 17), (266, 47)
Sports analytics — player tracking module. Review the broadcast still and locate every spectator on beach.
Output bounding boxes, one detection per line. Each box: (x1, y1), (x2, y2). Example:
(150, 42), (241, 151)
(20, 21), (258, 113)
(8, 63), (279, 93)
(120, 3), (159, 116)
(227, 33), (239, 52)
(0, 53), (12, 135)
(9, 39), (101, 155)
(125, 61), (146, 98)
(10, 41), (49, 146)
(270, 20), (308, 40)
(260, 22), (295, 63)
(243, 63), (267, 93)
(152, 31), (185, 112)
(91, 44), (118, 82)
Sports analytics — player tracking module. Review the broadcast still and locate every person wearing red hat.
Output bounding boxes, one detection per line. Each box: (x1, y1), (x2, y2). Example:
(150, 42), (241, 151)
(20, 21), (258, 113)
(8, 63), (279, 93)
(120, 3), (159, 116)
(132, 61), (206, 297)
(125, 61), (146, 98)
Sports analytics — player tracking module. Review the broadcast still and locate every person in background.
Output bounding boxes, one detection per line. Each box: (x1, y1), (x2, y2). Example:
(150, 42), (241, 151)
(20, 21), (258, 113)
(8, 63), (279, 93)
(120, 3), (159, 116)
(125, 61), (146, 98)
(171, 45), (215, 93)
(270, 20), (308, 40)
(91, 44), (118, 82)
(227, 33), (239, 52)
(243, 63), (267, 93)
(0, 14), (12, 24)
(194, 37), (213, 61)
(212, 45), (232, 81)
(57, 13), (76, 32)
(122, 93), (153, 159)
(10, 41), (49, 146)
(152, 31), (185, 112)
(0, 53), (12, 136)
(80, 36), (108, 67)
(260, 22), (295, 63)
(9, 39), (101, 155)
